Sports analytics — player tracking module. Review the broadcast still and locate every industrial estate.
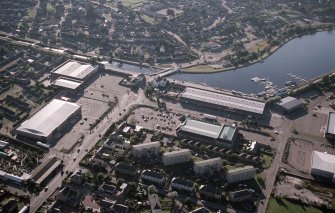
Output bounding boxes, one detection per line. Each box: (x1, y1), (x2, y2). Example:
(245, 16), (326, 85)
(0, 0), (335, 213)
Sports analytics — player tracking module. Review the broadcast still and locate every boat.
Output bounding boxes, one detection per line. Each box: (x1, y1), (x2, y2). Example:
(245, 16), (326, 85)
(251, 77), (260, 83)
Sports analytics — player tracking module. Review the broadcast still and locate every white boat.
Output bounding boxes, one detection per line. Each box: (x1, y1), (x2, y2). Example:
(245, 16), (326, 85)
(251, 77), (260, 82)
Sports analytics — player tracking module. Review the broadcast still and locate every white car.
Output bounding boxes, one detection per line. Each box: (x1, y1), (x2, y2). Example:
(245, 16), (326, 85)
(274, 130), (279, 134)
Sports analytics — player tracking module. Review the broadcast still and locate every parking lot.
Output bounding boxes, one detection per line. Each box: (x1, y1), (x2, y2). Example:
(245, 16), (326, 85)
(288, 138), (335, 174)
(127, 107), (182, 135)
(53, 72), (128, 151)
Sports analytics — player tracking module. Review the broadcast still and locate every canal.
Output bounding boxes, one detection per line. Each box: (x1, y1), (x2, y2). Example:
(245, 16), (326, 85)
(171, 30), (335, 94)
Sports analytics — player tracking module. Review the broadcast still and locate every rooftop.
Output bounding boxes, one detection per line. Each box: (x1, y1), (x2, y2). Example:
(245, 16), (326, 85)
(52, 60), (97, 80)
(194, 157), (222, 166)
(52, 77), (83, 90)
(16, 99), (81, 138)
(181, 87), (265, 115)
(133, 141), (160, 149)
(163, 149), (191, 157)
(141, 170), (165, 179)
(311, 151), (335, 175)
(326, 112), (335, 135)
(171, 177), (194, 187)
(227, 166), (256, 174)
(179, 119), (236, 142)
(277, 96), (304, 111)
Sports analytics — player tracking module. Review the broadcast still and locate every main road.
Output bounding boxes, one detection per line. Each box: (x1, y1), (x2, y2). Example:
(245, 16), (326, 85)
(257, 117), (293, 213)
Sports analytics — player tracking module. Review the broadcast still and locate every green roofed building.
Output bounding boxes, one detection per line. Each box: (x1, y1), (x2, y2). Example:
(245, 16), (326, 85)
(176, 118), (238, 149)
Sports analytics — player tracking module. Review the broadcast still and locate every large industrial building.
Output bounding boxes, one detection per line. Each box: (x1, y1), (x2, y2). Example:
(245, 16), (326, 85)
(177, 118), (238, 148)
(310, 151), (335, 183)
(52, 77), (84, 91)
(51, 60), (98, 91)
(16, 99), (81, 143)
(180, 87), (266, 117)
(52, 60), (98, 81)
(325, 112), (335, 141)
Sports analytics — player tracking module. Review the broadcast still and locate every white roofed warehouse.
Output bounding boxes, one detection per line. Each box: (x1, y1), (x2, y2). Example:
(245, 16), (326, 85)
(16, 99), (81, 143)
(177, 118), (238, 149)
(52, 60), (98, 81)
(325, 112), (335, 141)
(311, 151), (335, 183)
(180, 87), (266, 117)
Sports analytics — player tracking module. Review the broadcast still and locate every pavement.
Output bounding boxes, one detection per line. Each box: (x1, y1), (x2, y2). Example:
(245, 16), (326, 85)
(257, 117), (293, 213)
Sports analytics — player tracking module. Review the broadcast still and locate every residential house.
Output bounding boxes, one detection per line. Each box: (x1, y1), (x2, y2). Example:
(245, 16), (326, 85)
(141, 170), (165, 186)
(199, 184), (223, 200)
(229, 189), (252, 202)
(170, 177), (194, 193)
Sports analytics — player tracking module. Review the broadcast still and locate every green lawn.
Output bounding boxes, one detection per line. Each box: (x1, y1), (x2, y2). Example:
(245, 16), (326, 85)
(266, 198), (323, 213)
(261, 153), (274, 169)
(46, 3), (55, 12)
(28, 8), (37, 19)
(120, 0), (147, 7)
(183, 65), (218, 73)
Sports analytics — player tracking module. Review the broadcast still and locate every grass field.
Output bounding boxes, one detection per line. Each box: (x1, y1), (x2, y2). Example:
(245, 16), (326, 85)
(28, 8), (37, 19)
(261, 153), (273, 169)
(183, 65), (219, 73)
(46, 3), (55, 12)
(266, 198), (323, 213)
(120, 0), (147, 7)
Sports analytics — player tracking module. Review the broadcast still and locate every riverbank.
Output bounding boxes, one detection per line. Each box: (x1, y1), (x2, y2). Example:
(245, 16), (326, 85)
(181, 27), (334, 74)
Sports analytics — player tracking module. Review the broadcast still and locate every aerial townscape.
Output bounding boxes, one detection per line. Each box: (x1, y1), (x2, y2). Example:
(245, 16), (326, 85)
(0, 0), (334, 213)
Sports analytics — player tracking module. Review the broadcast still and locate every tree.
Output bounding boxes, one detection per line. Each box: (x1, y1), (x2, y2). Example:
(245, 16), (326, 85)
(148, 185), (158, 194)
(130, 135), (139, 145)
(166, 9), (175, 17)
(168, 191), (178, 212)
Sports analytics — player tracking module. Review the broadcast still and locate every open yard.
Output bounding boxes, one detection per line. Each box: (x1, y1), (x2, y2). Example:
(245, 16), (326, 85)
(287, 138), (335, 174)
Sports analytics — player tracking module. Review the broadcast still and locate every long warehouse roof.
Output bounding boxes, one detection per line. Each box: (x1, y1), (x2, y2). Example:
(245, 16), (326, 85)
(179, 119), (236, 142)
(181, 87), (265, 115)
(16, 99), (81, 138)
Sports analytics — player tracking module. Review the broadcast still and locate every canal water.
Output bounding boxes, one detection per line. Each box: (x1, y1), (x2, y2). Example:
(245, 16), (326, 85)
(170, 30), (335, 94)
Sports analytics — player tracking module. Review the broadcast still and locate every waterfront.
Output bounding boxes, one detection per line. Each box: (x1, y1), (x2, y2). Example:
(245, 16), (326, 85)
(171, 30), (335, 94)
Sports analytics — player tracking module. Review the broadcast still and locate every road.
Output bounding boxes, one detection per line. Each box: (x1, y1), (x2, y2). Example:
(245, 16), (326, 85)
(29, 89), (151, 212)
(257, 117), (293, 213)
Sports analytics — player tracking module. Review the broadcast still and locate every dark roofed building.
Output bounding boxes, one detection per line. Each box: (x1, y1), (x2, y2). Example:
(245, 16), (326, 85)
(229, 189), (252, 202)
(99, 183), (117, 194)
(0, 199), (18, 213)
(171, 177), (194, 193)
(199, 184), (223, 200)
(115, 163), (137, 178)
(141, 170), (165, 186)
(276, 96), (304, 113)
